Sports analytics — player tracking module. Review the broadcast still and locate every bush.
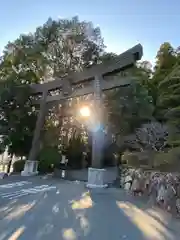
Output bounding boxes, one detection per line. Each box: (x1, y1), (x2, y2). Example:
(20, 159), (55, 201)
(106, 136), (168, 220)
(153, 147), (180, 171)
(66, 134), (84, 169)
(13, 160), (25, 172)
(102, 144), (118, 167)
(38, 147), (61, 173)
(121, 152), (140, 167)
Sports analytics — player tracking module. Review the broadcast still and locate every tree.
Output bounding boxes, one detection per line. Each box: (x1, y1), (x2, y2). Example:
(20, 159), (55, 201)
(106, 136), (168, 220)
(0, 78), (38, 172)
(3, 16), (180, 170)
(154, 42), (177, 77)
(0, 80), (37, 167)
(0, 135), (6, 155)
(147, 43), (180, 121)
(0, 16), (105, 164)
(66, 131), (85, 169)
(134, 122), (168, 152)
(34, 16), (105, 77)
(159, 65), (180, 147)
(135, 61), (158, 111)
(104, 80), (154, 137)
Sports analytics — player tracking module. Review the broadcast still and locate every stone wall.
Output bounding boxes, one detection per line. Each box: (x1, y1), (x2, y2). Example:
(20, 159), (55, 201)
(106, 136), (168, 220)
(119, 167), (180, 215)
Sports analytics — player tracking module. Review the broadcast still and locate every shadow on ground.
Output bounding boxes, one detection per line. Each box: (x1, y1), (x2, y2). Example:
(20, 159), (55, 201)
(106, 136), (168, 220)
(0, 182), (179, 240)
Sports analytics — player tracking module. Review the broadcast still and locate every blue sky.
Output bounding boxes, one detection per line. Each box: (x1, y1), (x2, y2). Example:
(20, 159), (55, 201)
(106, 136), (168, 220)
(0, 0), (179, 65)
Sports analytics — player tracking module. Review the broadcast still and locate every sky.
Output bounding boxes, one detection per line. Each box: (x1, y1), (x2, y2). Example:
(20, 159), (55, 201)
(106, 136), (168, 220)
(0, 0), (180, 65)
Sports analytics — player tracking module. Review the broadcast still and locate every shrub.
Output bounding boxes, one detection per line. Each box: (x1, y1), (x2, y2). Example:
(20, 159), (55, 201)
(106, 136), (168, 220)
(66, 134), (84, 169)
(153, 147), (180, 171)
(102, 144), (118, 167)
(121, 152), (140, 167)
(13, 160), (25, 172)
(38, 147), (61, 173)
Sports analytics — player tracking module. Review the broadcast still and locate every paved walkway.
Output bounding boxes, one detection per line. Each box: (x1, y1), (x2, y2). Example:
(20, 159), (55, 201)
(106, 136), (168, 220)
(0, 179), (180, 239)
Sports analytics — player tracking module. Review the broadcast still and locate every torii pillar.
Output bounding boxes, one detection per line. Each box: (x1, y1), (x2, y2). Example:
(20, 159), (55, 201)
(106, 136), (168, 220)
(21, 91), (48, 176)
(87, 75), (107, 188)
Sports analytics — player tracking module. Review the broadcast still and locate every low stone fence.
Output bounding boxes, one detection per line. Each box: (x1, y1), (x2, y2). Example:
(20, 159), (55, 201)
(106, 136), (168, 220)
(54, 167), (117, 184)
(120, 167), (180, 216)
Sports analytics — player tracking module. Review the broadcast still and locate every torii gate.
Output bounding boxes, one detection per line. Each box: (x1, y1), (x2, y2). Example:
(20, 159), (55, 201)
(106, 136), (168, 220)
(21, 44), (143, 188)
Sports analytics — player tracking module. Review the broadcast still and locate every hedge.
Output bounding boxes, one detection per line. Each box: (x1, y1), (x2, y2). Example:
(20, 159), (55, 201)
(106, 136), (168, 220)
(13, 160), (25, 172)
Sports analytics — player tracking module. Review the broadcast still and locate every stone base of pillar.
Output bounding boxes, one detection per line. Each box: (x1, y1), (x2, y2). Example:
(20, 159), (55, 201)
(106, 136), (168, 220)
(21, 160), (39, 176)
(86, 168), (108, 188)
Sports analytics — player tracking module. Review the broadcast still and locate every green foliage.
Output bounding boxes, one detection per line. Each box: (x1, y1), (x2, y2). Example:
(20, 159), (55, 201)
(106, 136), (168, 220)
(0, 16), (105, 158)
(121, 152), (140, 167)
(153, 152), (170, 167)
(154, 42), (177, 74)
(38, 147), (61, 173)
(0, 80), (37, 157)
(105, 80), (154, 135)
(153, 148), (180, 171)
(13, 160), (25, 173)
(151, 42), (180, 121)
(0, 137), (6, 154)
(66, 132), (85, 169)
(1, 15), (180, 168)
(102, 143), (119, 167)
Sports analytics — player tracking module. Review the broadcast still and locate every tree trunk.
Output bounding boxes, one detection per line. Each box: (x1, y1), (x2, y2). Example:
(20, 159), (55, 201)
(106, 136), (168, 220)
(2, 152), (5, 171)
(7, 155), (13, 174)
